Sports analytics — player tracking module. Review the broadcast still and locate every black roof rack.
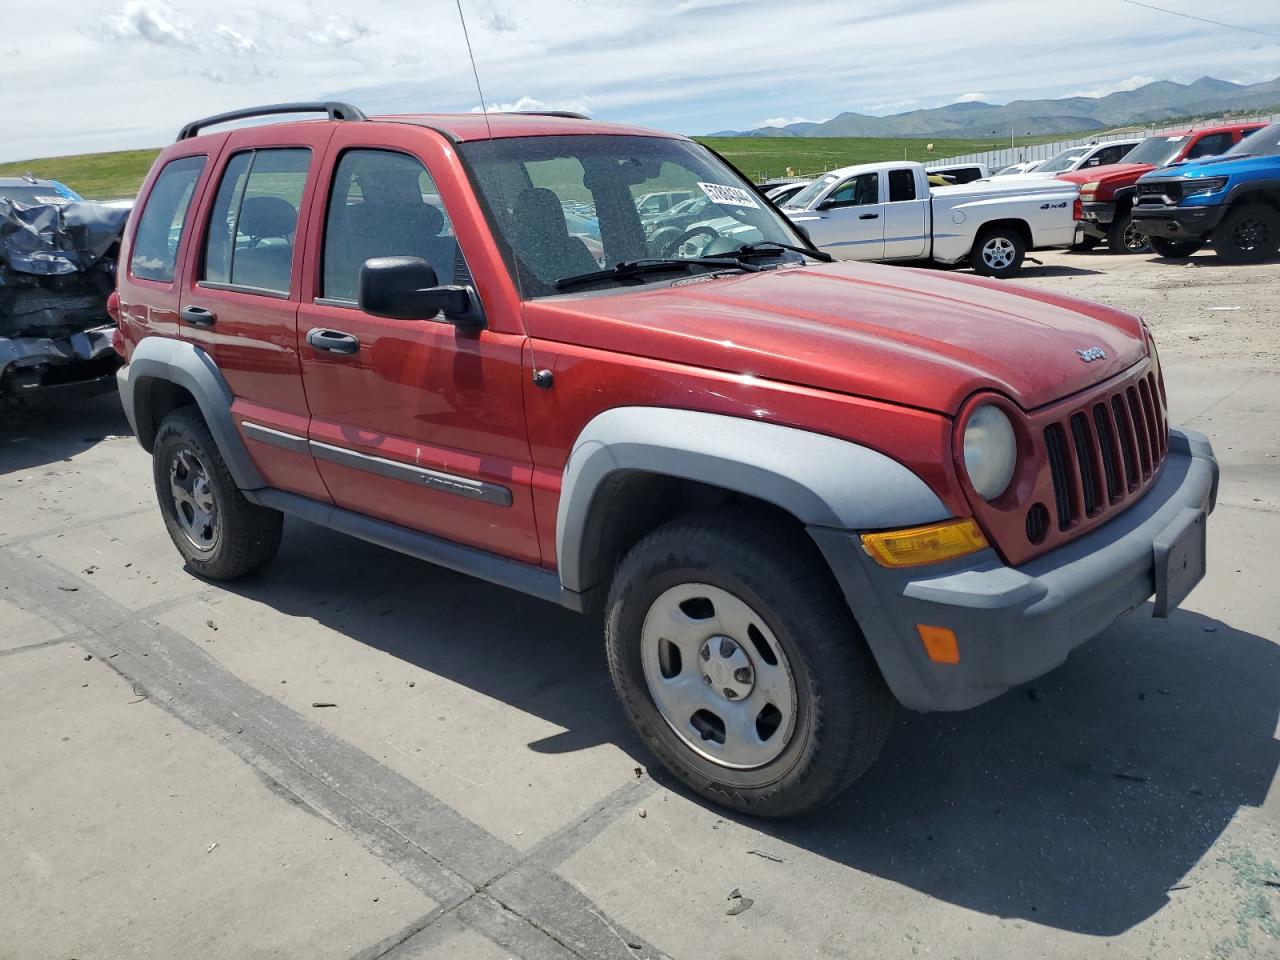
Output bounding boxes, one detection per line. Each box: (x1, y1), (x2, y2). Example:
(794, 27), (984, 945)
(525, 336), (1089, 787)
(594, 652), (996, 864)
(507, 110), (590, 120)
(177, 101), (366, 141)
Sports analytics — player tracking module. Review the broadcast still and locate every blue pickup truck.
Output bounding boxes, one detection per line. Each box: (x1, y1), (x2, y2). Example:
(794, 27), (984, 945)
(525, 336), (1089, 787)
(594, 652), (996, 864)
(1132, 121), (1280, 263)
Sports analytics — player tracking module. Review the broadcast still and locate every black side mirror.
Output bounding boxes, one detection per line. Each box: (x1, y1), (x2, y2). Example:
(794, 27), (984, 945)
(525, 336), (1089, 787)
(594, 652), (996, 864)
(358, 256), (484, 327)
(815, 199), (836, 211)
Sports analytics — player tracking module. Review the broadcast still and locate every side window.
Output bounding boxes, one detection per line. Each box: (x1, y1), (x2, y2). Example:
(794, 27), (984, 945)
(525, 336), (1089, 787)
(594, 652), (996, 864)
(1186, 133), (1231, 160)
(888, 169), (917, 202)
(322, 149), (461, 303)
(202, 148), (310, 294)
(130, 156), (206, 282)
(829, 173), (879, 206)
(1096, 145), (1123, 165)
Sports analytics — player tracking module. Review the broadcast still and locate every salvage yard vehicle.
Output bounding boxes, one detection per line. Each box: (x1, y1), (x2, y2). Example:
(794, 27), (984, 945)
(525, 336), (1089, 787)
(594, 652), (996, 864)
(781, 161), (1078, 277)
(1132, 121), (1280, 263)
(0, 175), (82, 206)
(1015, 139), (1141, 178)
(1, 193), (127, 394)
(1057, 122), (1266, 254)
(116, 102), (1217, 816)
(765, 181), (811, 205)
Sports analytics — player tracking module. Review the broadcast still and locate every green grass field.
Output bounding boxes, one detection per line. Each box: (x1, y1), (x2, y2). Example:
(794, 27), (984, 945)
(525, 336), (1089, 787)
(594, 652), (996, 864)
(0, 133), (1079, 199)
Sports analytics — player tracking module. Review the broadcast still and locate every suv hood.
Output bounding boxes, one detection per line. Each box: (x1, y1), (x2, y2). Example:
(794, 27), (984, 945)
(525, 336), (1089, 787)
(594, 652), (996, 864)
(524, 261), (1146, 415)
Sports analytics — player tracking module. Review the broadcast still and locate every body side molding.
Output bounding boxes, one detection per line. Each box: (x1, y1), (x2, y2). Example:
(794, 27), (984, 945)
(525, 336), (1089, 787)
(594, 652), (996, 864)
(555, 406), (950, 593)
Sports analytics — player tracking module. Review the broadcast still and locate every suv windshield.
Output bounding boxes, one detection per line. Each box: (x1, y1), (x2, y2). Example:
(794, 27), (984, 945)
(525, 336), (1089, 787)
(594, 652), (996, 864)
(1037, 147), (1090, 173)
(460, 135), (806, 296)
(1224, 122), (1280, 157)
(1122, 135), (1190, 167)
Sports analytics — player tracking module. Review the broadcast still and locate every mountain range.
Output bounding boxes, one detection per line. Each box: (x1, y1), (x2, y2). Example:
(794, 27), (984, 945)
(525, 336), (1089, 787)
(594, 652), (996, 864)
(707, 77), (1280, 139)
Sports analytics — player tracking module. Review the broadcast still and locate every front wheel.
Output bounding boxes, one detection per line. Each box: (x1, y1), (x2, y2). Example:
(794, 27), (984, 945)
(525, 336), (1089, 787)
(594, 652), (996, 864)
(1149, 235), (1205, 258)
(1107, 211), (1150, 254)
(153, 407), (282, 580)
(970, 227), (1026, 278)
(1212, 203), (1280, 264)
(605, 511), (893, 817)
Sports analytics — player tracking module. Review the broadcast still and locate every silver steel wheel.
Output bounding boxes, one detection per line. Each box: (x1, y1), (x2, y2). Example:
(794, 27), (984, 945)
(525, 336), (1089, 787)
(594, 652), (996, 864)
(1122, 219), (1150, 253)
(640, 583), (797, 770)
(981, 235), (1016, 270)
(168, 446), (219, 553)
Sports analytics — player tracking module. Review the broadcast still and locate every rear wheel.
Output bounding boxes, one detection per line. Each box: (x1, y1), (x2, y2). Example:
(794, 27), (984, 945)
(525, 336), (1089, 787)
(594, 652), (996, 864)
(1149, 236), (1204, 258)
(1106, 211), (1150, 254)
(969, 226), (1026, 278)
(153, 407), (282, 580)
(1212, 203), (1280, 264)
(605, 510), (893, 817)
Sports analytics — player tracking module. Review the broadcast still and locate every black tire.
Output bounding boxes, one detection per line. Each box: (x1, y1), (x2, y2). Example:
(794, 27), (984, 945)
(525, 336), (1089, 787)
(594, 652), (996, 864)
(152, 406), (282, 580)
(969, 226), (1025, 278)
(1149, 236), (1205, 258)
(1211, 203), (1280, 265)
(1106, 210), (1150, 254)
(605, 509), (893, 817)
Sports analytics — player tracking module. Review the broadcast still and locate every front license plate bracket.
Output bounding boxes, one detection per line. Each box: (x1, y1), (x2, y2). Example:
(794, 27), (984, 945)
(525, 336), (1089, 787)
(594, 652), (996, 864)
(1152, 507), (1207, 619)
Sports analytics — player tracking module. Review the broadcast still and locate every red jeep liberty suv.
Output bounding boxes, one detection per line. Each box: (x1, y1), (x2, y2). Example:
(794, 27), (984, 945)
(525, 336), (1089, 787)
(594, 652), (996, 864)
(113, 102), (1218, 816)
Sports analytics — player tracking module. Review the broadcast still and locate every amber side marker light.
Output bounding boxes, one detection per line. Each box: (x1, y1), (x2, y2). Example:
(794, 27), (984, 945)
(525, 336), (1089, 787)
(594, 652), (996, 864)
(917, 625), (960, 664)
(860, 519), (989, 568)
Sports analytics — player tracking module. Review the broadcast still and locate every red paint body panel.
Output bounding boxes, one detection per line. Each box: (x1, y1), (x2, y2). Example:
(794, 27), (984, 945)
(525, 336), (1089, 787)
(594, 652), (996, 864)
(1056, 123), (1262, 201)
(522, 261), (1145, 415)
(521, 337), (966, 568)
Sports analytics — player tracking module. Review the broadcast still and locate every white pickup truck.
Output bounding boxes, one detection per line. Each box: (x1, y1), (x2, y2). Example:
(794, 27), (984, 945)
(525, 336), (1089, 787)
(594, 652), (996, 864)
(781, 161), (1079, 278)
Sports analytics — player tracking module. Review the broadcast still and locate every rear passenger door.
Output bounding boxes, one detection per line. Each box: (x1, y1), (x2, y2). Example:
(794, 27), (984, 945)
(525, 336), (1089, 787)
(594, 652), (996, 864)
(881, 168), (928, 260)
(180, 125), (334, 503)
(295, 128), (540, 564)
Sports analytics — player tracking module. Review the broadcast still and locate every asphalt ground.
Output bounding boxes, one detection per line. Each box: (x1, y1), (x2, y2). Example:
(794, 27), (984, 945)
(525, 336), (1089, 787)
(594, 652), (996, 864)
(1, 247), (1277, 959)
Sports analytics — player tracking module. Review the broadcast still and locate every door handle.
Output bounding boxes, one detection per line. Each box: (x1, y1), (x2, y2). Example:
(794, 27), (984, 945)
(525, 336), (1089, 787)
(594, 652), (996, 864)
(181, 305), (216, 327)
(306, 327), (360, 355)
(859, 213), (880, 220)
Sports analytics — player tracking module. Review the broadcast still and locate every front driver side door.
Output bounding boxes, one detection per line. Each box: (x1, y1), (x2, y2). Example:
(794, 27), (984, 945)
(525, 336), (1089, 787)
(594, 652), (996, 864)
(296, 132), (541, 564)
(800, 172), (885, 259)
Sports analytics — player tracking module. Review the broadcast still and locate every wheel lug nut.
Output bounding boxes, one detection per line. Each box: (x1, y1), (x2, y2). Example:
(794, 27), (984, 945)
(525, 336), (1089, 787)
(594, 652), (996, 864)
(723, 688), (737, 700)
(734, 668), (752, 683)
(703, 675), (712, 685)
(719, 638), (736, 658)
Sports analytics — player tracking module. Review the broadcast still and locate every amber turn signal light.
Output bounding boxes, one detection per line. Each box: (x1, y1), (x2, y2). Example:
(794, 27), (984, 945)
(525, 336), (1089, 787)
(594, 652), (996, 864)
(917, 625), (960, 664)
(860, 519), (988, 568)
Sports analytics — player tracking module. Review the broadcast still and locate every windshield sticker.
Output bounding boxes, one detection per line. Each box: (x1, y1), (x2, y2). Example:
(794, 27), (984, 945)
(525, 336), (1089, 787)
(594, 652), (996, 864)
(34, 195), (71, 205)
(697, 182), (760, 209)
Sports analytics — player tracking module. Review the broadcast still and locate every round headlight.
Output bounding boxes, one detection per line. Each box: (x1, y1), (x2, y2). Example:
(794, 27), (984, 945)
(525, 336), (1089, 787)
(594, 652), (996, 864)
(963, 404), (1017, 501)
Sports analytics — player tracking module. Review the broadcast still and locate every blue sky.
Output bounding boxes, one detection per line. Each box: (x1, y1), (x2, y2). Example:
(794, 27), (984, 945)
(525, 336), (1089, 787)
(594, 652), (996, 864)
(1, 0), (1276, 160)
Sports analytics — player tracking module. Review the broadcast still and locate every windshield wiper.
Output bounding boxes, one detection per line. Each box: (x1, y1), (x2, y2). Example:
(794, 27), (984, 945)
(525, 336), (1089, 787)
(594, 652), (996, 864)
(555, 257), (760, 291)
(729, 241), (834, 263)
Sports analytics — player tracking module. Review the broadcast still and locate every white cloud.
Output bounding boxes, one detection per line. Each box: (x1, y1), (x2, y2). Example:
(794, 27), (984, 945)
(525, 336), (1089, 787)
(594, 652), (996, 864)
(105, 0), (193, 46)
(866, 98), (921, 114)
(756, 116), (828, 128)
(956, 92), (988, 103)
(1070, 75), (1156, 99)
(472, 95), (597, 116)
(307, 15), (371, 47)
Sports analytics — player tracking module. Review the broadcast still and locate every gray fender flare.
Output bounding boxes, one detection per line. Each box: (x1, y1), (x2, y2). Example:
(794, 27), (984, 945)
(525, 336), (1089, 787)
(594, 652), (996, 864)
(555, 407), (949, 593)
(117, 336), (264, 490)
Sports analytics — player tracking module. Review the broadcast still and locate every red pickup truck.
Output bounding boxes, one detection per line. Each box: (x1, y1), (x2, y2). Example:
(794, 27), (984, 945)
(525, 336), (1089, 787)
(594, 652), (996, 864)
(113, 102), (1218, 816)
(1059, 121), (1266, 254)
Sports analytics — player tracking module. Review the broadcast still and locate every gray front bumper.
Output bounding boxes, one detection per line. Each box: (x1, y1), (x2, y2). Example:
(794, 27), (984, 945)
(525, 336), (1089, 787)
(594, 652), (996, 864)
(810, 428), (1218, 712)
